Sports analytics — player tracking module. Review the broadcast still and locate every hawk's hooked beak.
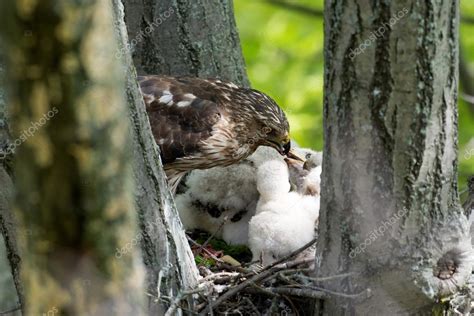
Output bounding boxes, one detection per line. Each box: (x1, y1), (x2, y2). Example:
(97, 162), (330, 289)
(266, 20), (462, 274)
(267, 134), (304, 162)
(280, 136), (304, 162)
(286, 148), (305, 162)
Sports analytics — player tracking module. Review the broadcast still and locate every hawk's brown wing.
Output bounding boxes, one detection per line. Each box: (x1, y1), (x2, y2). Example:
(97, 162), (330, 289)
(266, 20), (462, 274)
(138, 75), (222, 164)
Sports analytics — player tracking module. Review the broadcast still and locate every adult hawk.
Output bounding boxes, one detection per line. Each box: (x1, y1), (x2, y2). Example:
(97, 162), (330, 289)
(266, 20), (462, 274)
(139, 75), (300, 193)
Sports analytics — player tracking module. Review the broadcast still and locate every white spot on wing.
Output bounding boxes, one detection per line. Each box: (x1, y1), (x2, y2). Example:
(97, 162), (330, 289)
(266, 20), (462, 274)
(177, 101), (191, 107)
(225, 82), (238, 89)
(159, 90), (173, 105)
(183, 93), (196, 100)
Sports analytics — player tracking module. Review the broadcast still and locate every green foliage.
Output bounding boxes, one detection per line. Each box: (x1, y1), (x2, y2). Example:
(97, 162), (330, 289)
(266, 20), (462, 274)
(460, 2), (474, 188)
(194, 255), (215, 268)
(234, 0), (324, 150)
(235, 0), (474, 188)
(196, 234), (253, 263)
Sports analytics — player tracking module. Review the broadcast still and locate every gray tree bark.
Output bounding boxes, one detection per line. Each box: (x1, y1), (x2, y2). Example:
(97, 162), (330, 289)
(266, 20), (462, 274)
(112, 1), (201, 314)
(119, 0), (249, 313)
(122, 0), (249, 86)
(316, 0), (472, 315)
(0, 0), (144, 314)
(0, 45), (22, 314)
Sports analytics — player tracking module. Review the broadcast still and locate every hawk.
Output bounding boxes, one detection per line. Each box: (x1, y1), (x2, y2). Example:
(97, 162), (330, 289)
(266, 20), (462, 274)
(139, 75), (300, 193)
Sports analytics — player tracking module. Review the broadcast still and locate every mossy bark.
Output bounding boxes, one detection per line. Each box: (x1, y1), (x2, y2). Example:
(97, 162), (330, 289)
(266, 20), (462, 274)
(122, 0), (249, 86)
(316, 0), (470, 314)
(0, 43), (23, 314)
(0, 0), (144, 314)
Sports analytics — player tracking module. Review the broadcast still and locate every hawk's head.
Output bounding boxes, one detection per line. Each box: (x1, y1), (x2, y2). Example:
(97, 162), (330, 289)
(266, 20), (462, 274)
(226, 87), (295, 158)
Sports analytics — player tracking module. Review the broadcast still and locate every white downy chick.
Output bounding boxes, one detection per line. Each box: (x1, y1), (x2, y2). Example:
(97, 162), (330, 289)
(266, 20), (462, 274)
(176, 159), (259, 245)
(250, 160), (320, 264)
(175, 146), (285, 245)
(176, 145), (321, 248)
(301, 165), (322, 196)
(256, 159), (291, 201)
(286, 148), (323, 196)
(249, 195), (320, 265)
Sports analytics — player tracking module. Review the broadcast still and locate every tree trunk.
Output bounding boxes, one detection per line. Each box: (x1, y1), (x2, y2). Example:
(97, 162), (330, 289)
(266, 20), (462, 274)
(316, 1), (472, 314)
(122, 0), (249, 86)
(0, 0), (144, 314)
(0, 46), (22, 313)
(112, 1), (201, 314)
(120, 0), (249, 313)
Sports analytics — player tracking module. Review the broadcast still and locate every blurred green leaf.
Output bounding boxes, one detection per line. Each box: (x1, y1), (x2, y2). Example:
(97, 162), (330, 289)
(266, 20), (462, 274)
(235, 0), (474, 187)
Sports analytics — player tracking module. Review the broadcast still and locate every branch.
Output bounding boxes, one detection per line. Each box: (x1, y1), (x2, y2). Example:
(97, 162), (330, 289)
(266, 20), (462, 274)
(261, 287), (327, 299)
(0, 305), (21, 315)
(198, 257), (313, 315)
(262, 0), (323, 18)
(263, 0), (474, 26)
(462, 15), (474, 25)
(165, 287), (207, 316)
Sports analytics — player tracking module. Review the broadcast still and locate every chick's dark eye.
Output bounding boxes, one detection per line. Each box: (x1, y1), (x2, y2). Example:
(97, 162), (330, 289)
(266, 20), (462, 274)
(305, 153), (311, 159)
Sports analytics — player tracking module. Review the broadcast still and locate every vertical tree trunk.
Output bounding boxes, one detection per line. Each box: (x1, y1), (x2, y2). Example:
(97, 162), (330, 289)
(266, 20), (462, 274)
(0, 0), (144, 314)
(0, 45), (22, 313)
(316, 0), (471, 314)
(120, 0), (249, 313)
(122, 0), (249, 86)
(112, 1), (201, 314)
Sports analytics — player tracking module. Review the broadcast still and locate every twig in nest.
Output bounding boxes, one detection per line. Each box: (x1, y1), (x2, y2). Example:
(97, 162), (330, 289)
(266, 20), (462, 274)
(304, 284), (368, 299)
(187, 235), (224, 263)
(249, 286), (327, 299)
(267, 287), (328, 299)
(242, 297), (260, 314)
(217, 262), (249, 274)
(200, 271), (240, 284)
(261, 237), (318, 272)
(164, 287), (207, 316)
(200, 216), (229, 251)
(198, 238), (317, 315)
(198, 257), (314, 315)
(282, 294), (299, 316)
(293, 272), (354, 282)
(248, 283), (279, 297)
